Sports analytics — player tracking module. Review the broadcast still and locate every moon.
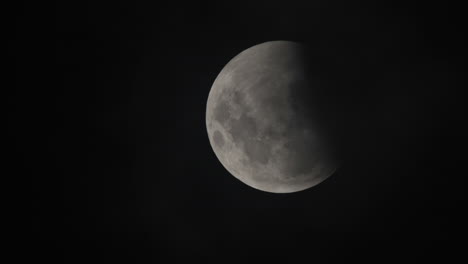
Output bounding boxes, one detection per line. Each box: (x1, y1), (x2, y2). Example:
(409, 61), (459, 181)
(206, 41), (339, 193)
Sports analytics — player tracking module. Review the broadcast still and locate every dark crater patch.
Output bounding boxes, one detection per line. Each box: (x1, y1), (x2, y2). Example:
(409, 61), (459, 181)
(214, 100), (231, 125)
(212, 130), (224, 148)
(243, 139), (270, 165)
(228, 113), (271, 165)
(232, 90), (245, 106)
(229, 113), (258, 142)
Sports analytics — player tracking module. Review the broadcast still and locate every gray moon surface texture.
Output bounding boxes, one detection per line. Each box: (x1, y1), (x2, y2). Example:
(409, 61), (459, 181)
(206, 41), (338, 193)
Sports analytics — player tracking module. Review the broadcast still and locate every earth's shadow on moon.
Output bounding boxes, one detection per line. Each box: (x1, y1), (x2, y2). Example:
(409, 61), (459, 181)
(299, 47), (374, 168)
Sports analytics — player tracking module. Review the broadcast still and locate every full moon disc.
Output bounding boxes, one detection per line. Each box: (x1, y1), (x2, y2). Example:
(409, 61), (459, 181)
(206, 41), (338, 193)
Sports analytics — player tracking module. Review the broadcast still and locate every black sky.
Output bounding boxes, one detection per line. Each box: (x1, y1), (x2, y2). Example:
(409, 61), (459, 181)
(11, 0), (466, 263)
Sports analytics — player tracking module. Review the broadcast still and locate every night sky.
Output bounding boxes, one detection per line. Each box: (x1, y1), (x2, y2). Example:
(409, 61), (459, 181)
(11, 0), (466, 263)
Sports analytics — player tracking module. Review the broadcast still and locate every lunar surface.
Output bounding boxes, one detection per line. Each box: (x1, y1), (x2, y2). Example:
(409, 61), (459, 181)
(206, 41), (338, 193)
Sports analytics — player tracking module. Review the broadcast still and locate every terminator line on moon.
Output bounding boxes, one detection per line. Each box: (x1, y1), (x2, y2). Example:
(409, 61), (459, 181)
(206, 41), (338, 193)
